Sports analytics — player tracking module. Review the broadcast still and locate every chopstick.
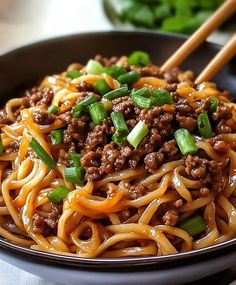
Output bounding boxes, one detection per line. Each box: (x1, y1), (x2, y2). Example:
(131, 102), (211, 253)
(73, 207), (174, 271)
(160, 0), (236, 72)
(195, 34), (236, 84)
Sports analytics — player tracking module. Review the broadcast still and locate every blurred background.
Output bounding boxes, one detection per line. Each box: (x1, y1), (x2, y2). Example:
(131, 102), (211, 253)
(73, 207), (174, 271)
(0, 0), (235, 55)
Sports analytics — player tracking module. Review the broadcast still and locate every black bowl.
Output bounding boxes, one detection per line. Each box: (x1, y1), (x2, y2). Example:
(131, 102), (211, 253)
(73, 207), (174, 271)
(0, 31), (236, 284)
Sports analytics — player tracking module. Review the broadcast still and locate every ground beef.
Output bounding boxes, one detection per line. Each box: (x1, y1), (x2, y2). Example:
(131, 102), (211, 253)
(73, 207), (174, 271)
(0, 109), (11, 125)
(32, 204), (62, 235)
(129, 184), (149, 200)
(162, 67), (180, 84)
(174, 96), (193, 115)
(194, 97), (212, 115)
(59, 111), (90, 147)
(5, 141), (19, 153)
(112, 96), (134, 119)
(23, 87), (54, 108)
(95, 55), (118, 67)
(85, 119), (112, 150)
(185, 155), (227, 192)
(212, 104), (232, 121)
(211, 139), (230, 155)
(144, 152), (164, 172)
(176, 114), (196, 131)
(33, 109), (55, 125)
(185, 155), (207, 179)
(76, 82), (94, 92)
(162, 209), (179, 226)
(216, 120), (232, 134)
(138, 64), (161, 77)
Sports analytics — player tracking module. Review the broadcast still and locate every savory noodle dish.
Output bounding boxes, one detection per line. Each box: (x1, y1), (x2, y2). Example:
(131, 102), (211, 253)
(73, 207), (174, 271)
(0, 51), (235, 258)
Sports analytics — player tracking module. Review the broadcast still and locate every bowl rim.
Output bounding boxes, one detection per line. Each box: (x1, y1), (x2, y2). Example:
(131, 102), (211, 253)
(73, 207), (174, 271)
(0, 30), (234, 268)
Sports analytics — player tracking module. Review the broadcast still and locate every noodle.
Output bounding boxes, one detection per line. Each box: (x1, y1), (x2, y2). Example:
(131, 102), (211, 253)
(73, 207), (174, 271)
(0, 52), (235, 258)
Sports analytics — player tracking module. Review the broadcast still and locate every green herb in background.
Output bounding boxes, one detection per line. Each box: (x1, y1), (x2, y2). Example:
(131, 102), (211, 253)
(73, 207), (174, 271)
(114, 0), (224, 35)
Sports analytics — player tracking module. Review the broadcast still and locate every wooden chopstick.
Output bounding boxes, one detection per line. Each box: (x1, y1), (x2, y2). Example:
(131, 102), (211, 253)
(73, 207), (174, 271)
(160, 0), (236, 72)
(195, 33), (236, 84)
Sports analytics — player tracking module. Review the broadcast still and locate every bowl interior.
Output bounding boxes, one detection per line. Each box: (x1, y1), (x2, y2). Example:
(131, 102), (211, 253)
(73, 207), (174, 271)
(0, 31), (236, 268)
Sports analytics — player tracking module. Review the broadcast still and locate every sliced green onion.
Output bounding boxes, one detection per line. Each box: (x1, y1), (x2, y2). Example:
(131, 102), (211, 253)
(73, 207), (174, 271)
(86, 60), (104, 75)
(131, 87), (151, 98)
(127, 120), (148, 149)
(102, 99), (113, 112)
(174, 128), (197, 156)
(93, 79), (111, 95)
(132, 94), (152, 109)
(47, 186), (70, 204)
(103, 65), (127, 78)
(210, 97), (218, 112)
(64, 167), (85, 184)
(151, 89), (173, 106)
(117, 71), (140, 86)
(48, 104), (59, 115)
(111, 112), (129, 135)
(180, 215), (206, 236)
(127, 51), (150, 66)
(103, 86), (128, 100)
(66, 70), (82, 79)
(197, 111), (212, 138)
(72, 95), (98, 118)
(50, 130), (63, 145)
(112, 133), (127, 145)
(88, 102), (107, 125)
(0, 137), (3, 156)
(29, 138), (56, 169)
(68, 152), (82, 168)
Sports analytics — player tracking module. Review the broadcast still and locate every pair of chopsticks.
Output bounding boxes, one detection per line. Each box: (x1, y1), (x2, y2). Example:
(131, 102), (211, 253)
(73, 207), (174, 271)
(160, 0), (236, 84)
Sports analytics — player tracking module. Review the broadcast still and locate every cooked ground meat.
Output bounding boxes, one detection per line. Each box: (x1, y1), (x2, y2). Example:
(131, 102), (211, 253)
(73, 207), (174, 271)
(95, 55), (118, 67)
(0, 109), (11, 126)
(84, 119), (113, 150)
(185, 155), (227, 192)
(162, 209), (179, 226)
(112, 96), (134, 119)
(32, 204), (62, 235)
(33, 109), (55, 125)
(129, 184), (149, 200)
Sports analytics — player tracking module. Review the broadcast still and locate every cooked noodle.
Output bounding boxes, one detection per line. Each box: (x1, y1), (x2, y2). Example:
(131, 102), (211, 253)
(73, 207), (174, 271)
(0, 53), (235, 258)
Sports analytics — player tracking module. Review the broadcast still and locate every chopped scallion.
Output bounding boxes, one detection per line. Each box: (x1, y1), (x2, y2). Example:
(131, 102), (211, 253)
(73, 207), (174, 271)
(47, 186), (70, 204)
(29, 138), (56, 169)
(48, 104), (59, 115)
(210, 97), (218, 112)
(103, 86), (128, 100)
(151, 89), (173, 106)
(197, 112), (212, 138)
(66, 70), (82, 79)
(0, 137), (3, 156)
(88, 102), (107, 125)
(127, 120), (148, 149)
(50, 130), (63, 145)
(131, 94), (152, 109)
(111, 112), (129, 135)
(131, 87), (151, 98)
(117, 71), (140, 86)
(127, 51), (150, 66)
(102, 99), (113, 112)
(64, 167), (85, 184)
(86, 60), (104, 75)
(68, 152), (82, 168)
(174, 128), (197, 156)
(93, 79), (111, 95)
(180, 215), (206, 236)
(72, 95), (97, 118)
(112, 133), (127, 145)
(103, 65), (127, 78)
